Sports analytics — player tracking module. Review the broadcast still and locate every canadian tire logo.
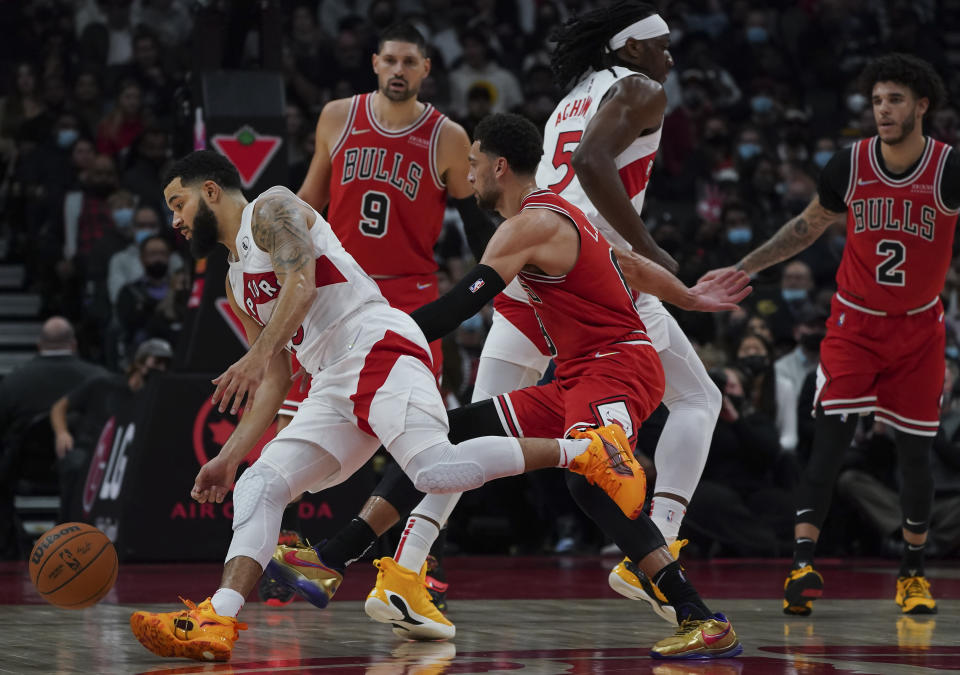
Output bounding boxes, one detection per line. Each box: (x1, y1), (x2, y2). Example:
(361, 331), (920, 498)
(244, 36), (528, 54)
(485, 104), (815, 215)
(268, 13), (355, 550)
(210, 126), (282, 189)
(192, 398), (276, 476)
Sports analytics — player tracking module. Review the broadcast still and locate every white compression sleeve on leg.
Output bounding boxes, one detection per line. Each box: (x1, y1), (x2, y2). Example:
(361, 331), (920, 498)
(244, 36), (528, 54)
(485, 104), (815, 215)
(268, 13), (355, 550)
(401, 437), (524, 494)
(651, 317), (721, 535)
(472, 357), (544, 403)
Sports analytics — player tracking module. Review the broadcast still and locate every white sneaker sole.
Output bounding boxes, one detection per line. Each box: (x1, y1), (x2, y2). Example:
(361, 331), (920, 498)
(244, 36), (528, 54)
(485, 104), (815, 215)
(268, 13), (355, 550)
(608, 570), (678, 625)
(364, 594), (456, 640)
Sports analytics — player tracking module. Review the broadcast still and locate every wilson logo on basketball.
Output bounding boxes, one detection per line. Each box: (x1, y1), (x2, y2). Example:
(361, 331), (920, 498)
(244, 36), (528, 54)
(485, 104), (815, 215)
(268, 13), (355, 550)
(29, 524), (82, 565)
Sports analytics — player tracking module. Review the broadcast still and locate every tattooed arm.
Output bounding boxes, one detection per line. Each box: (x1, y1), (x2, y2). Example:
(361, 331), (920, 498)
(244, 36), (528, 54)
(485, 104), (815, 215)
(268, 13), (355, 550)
(737, 197), (845, 275)
(211, 189), (316, 415)
(248, 191), (317, 356)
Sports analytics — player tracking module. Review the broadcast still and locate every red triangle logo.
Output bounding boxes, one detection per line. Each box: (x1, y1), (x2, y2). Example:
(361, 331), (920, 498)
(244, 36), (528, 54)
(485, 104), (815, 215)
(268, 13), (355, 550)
(210, 126), (283, 189)
(214, 297), (249, 348)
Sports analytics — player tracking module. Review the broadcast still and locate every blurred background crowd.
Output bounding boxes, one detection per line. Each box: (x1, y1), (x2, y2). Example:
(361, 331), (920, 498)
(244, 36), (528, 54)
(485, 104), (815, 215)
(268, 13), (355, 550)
(1, 0), (960, 561)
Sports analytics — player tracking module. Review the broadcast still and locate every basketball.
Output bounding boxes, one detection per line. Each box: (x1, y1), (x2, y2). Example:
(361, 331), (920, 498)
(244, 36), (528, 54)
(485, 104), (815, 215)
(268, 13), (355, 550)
(29, 522), (118, 609)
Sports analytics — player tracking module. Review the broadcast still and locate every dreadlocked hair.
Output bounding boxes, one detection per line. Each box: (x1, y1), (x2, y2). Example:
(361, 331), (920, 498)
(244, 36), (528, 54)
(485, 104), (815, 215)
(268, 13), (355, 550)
(859, 53), (946, 112)
(549, 0), (657, 89)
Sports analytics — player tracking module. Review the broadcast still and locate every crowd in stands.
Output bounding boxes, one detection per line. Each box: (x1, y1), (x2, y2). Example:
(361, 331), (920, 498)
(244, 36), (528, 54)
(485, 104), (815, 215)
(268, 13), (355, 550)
(1, 0), (959, 560)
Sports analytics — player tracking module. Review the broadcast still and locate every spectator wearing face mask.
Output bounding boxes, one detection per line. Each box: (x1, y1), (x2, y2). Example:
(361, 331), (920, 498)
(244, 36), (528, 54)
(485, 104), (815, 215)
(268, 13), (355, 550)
(775, 306), (828, 400)
(735, 333), (798, 452)
(764, 259), (817, 345)
(107, 206), (183, 304)
(50, 337), (172, 522)
(114, 235), (177, 359)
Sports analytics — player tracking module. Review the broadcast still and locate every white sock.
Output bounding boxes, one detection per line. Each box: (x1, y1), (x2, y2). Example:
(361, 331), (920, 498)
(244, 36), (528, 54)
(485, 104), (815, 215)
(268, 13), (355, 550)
(557, 438), (592, 468)
(211, 587), (245, 617)
(395, 516), (439, 572)
(650, 496), (686, 545)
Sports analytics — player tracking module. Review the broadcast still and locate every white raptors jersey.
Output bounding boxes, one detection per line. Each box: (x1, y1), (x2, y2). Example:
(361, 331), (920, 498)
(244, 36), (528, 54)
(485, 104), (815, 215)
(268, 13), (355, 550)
(536, 66), (665, 317)
(227, 187), (388, 374)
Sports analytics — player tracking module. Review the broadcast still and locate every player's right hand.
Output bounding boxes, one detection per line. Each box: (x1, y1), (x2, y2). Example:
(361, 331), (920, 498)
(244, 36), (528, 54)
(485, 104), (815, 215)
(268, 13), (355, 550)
(687, 268), (752, 312)
(54, 431), (74, 458)
(191, 454), (240, 504)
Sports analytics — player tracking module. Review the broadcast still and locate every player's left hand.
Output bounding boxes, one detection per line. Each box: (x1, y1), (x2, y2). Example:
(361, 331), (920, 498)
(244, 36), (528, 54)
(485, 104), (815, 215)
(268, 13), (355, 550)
(687, 268), (752, 312)
(191, 454), (239, 504)
(212, 348), (271, 414)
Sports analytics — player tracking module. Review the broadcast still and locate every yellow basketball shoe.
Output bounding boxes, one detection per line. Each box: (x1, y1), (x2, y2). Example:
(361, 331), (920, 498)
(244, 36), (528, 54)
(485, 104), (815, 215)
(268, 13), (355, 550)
(782, 565), (823, 616)
(608, 540), (688, 625)
(895, 575), (937, 615)
(569, 424), (646, 519)
(129, 597), (248, 662)
(649, 613), (742, 660)
(264, 541), (343, 609)
(364, 558), (455, 640)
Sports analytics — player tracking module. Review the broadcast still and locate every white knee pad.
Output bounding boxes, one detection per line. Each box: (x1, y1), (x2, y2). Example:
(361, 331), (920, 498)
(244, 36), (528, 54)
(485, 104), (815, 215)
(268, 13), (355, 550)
(225, 461), (292, 569)
(404, 442), (485, 494)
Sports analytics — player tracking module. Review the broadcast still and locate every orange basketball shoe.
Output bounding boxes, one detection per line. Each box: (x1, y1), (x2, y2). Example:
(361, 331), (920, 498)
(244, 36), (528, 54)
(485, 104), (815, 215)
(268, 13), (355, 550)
(569, 424), (647, 519)
(130, 597), (247, 662)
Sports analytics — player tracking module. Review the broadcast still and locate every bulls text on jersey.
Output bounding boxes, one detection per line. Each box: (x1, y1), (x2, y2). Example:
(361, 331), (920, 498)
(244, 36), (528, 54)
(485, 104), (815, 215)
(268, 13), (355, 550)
(849, 198), (936, 241)
(340, 147), (422, 200)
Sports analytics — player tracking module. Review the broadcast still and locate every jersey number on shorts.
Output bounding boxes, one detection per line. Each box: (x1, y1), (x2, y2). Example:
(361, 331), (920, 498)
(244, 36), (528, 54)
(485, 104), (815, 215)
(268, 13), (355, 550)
(548, 130), (584, 194)
(876, 239), (906, 286)
(359, 190), (390, 238)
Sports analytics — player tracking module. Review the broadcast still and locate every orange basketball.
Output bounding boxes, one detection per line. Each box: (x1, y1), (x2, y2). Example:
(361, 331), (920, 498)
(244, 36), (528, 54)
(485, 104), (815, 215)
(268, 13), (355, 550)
(29, 522), (118, 609)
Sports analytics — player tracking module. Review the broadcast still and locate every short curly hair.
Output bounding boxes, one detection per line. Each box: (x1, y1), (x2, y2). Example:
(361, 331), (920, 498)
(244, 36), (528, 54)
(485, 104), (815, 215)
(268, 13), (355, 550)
(162, 150), (243, 192)
(473, 113), (543, 175)
(858, 53), (946, 112)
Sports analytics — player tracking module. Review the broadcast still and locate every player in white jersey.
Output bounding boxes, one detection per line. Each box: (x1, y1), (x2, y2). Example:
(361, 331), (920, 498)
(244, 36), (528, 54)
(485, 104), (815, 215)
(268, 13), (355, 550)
(473, 1), (721, 623)
(128, 150), (648, 663)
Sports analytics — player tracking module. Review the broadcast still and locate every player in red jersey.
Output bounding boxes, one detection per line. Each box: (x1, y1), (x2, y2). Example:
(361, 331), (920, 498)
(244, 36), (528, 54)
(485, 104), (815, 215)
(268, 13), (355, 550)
(276, 114), (749, 659)
(260, 22), (484, 605)
(703, 54), (959, 617)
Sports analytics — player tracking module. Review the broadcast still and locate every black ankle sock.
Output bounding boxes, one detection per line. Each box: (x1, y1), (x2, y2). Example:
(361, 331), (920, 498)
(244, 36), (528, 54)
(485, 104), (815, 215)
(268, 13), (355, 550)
(280, 502), (302, 533)
(793, 538), (816, 569)
(900, 542), (925, 578)
(652, 561), (712, 622)
(318, 517), (377, 572)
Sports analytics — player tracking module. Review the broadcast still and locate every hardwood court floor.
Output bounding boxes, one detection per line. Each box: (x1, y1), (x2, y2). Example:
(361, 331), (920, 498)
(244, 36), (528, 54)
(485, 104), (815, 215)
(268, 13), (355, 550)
(1, 556), (958, 674)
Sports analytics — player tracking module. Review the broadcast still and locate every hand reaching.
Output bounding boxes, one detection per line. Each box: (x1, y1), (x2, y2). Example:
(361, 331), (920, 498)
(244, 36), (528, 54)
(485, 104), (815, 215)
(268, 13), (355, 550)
(211, 348), (270, 414)
(687, 268), (752, 312)
(191, 454), (240, 504)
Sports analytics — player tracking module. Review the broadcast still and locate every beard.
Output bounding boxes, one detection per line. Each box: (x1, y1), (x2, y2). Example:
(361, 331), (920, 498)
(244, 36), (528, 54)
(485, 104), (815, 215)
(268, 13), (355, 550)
(190, 199), (221, 259)
(474, 186), (500, 212)
(381, 78), (417, 102)
(881, 107), (918, 145)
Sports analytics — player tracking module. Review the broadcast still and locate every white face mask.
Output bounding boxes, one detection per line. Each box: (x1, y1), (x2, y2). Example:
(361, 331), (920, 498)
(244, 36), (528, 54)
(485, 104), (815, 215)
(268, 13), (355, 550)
(846, 93), (868, 113)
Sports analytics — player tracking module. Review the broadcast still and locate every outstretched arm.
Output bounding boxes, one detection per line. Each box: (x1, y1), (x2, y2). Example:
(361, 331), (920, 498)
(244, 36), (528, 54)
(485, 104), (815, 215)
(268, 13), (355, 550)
(614, 248), (751, 312)
(736, 197), (844, 275)
(211, 190), (315, 415)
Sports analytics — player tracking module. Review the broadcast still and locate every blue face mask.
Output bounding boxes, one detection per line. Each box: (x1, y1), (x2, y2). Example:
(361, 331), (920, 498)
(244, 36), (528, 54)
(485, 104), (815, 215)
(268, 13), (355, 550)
(738, 142), (762, 160)
(947, 345), (959, 360)
(746, 26), (768, 43)
(726, 226), (753, 245)
(57, 128), (79, 149)
(781, 288), (807, 303)
(814, 149), (833, 169)
(112, 208), (134, 229)
(751, 96), (774, 114)
(134, 228), (157, 245)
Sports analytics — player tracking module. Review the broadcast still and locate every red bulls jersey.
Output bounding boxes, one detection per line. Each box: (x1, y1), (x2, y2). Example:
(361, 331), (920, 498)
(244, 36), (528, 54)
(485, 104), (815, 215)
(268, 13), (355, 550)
(327, 93), (448, 276)
(516, 189), (651, 365)
(838, 137), (958, 314)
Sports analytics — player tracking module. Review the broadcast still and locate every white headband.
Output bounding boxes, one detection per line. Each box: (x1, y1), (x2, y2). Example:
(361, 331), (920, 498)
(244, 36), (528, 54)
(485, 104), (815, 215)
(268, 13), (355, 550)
(608, 14), (669, 51)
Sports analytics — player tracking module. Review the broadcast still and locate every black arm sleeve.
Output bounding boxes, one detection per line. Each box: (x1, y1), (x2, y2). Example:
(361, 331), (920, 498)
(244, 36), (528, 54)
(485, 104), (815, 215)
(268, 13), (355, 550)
(940, 148), (960, 212)
(410, 264), (506, 342)
(817, 146), (853, 214)
(452, 197), (498, 261)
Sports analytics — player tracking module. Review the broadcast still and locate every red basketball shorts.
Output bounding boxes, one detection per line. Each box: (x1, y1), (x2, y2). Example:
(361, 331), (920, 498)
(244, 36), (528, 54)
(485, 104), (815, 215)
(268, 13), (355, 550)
(815, 294), (945, 436)
(492, 341), (665, 450)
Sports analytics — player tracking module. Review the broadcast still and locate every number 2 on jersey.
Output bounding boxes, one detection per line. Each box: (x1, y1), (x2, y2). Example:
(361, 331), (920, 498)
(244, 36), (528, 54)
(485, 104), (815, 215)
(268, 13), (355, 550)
(359, 190), (390, 238)
(548, 131), (583, 194)
(876, 239), (906, 286)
